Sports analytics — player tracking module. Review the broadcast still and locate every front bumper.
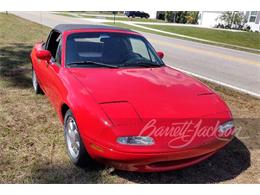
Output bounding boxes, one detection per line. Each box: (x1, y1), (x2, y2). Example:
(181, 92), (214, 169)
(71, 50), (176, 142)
(84, 137), (232, 172)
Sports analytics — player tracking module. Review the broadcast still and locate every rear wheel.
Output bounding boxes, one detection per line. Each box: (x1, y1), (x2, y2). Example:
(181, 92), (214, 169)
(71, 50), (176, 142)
(64, 109), (91, 167)
(32, 68), (43, 94)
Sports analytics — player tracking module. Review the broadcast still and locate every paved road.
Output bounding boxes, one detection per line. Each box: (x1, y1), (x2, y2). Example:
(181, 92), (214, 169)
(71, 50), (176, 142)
(12, 12), (260, 97)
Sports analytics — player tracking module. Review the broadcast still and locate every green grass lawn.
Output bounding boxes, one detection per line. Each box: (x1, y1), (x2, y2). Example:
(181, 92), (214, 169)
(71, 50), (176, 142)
(105, 22), (260, 53)
(54, 12), (260, 51)
(73, 11), (125, 16)
(56, 12), (259, 52)
(54, 12), (80, 18)
(0, 13), (259, 184)
(56, 11), (164, 23)
(78, 14), (103, 19)
(142, 24), (260, 50)
(77, 14), (165, 23)
(104, 16), (165, 23)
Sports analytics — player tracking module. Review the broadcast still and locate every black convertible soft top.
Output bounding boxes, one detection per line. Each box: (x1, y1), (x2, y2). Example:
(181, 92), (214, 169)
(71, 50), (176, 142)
(53, 24), (133, 33)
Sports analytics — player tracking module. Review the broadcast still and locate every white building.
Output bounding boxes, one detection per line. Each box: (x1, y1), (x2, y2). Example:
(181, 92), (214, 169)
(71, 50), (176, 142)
(198, 11), (223, 27)
(244, 11), (260, 31)
(198, 11), (260, 32)
(146, 11), (157, 19)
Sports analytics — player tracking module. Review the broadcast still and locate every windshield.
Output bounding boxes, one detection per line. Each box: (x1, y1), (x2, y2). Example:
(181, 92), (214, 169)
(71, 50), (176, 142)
(66, 32), (164, 68)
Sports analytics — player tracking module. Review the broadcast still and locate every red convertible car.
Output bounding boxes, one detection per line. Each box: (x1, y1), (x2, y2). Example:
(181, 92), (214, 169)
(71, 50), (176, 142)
(30, 24), (235, 172)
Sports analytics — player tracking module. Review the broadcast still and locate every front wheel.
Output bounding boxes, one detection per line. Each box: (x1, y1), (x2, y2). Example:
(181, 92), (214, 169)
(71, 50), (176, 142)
(64, 109), (91, 167)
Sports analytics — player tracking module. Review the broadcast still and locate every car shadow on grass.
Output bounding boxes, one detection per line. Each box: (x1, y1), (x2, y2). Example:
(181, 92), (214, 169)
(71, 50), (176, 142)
(27, 137), (250, 183)
(0, 43), (33, 88)
(29, 160), (107, 184)
(113, 137), (251, 183)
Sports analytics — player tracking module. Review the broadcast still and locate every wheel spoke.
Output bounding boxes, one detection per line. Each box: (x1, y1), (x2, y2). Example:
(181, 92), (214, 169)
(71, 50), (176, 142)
(68, 128), (74, 140)
(69, 120), (74, 131)
(75, 141), (80, 150)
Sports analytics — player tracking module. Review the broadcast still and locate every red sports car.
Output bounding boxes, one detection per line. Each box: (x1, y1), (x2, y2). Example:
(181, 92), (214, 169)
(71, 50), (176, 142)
(30, 24), (235, 172)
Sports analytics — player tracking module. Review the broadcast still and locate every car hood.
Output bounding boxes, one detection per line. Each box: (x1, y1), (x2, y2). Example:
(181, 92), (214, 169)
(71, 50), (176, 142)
(69, 66), (228, 119)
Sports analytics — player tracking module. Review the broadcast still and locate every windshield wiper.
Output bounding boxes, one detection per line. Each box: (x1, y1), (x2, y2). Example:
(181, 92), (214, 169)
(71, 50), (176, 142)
(67, 61), (118, 68)
(124, 61), (163, 67)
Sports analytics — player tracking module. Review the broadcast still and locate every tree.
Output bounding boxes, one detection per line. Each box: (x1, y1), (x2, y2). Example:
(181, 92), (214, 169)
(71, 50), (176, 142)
(218, 11), (246, 28)
(186, 12), (199, 24)
(165, 11), (174, 22)
(232, 12), (247, 27)
(163, 11), (199, 24)
(219, 11), (233, 27)
(175, 11), (188, 23)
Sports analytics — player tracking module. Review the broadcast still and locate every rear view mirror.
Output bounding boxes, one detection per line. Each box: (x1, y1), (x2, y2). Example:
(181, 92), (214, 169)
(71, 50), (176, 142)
(36, 50), (51, 62)
(157, 51), (164, 59)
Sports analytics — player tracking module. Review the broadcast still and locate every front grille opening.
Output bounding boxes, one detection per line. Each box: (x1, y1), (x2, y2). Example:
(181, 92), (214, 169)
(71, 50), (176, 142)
(149, 152), (213, 168)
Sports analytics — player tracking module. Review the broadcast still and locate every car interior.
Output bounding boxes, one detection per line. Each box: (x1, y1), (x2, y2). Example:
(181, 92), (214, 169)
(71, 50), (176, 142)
(66, 35), (143, 65)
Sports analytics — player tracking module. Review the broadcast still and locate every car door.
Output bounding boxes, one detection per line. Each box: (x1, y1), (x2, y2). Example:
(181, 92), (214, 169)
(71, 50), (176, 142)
(41, 30), (62, 101)
(46, 36), (65, 110)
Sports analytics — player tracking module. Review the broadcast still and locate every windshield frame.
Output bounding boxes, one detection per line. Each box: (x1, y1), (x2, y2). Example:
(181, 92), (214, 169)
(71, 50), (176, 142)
(64, 30), (165, 68)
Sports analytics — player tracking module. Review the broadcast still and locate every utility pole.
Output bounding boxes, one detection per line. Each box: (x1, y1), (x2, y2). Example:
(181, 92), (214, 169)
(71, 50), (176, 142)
(112, 11), (117, 24)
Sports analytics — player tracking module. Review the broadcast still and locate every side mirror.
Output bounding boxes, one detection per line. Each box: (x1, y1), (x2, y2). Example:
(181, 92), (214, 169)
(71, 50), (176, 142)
(36, 50), (51, 62)
(157, 51), (164, 59)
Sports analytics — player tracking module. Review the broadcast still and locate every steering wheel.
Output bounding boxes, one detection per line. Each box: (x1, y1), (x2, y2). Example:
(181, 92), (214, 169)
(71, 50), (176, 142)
(124, 52), (143, 63)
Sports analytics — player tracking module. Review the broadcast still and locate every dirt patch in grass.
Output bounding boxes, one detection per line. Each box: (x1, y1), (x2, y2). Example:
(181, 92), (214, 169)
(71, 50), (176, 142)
(0, 13), (259, 183)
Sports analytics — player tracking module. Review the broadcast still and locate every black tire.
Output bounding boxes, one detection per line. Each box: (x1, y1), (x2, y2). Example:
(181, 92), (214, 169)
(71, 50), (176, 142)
(32, 68), (44, 94)
(64, 109), (91, 167)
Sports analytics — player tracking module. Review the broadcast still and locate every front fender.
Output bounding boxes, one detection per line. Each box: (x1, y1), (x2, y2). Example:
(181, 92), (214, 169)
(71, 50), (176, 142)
(59, 68), (113, 141)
